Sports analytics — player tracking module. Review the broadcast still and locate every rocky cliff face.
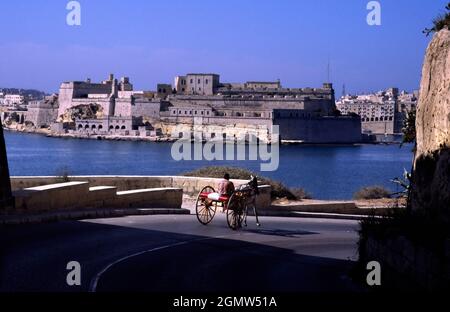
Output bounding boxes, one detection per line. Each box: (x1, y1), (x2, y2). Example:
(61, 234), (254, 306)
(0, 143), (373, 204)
(411, 28), (450, 219)
(0, 115), (13, 210)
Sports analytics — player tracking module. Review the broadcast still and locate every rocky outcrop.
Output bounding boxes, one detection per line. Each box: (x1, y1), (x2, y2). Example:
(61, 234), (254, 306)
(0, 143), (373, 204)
(411, 28), (450, 219)
(58, 103), (104, 123)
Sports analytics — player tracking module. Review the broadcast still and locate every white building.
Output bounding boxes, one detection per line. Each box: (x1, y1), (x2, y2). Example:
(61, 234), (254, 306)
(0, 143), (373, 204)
(3, 94), (25, 107)
(336, 88), (417, 136)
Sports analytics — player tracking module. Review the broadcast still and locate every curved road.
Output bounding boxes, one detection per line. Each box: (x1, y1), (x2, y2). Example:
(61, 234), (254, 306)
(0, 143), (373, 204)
(0, 214), (362, 292)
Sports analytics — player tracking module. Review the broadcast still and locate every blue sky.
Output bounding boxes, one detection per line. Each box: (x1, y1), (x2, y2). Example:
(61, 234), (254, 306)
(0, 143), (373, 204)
(0, 0), (447, 97)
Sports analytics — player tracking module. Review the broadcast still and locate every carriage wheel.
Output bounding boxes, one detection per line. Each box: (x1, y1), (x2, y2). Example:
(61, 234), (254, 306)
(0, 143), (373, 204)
(196, 186), (217, 225)
(226, 193), (244, 230)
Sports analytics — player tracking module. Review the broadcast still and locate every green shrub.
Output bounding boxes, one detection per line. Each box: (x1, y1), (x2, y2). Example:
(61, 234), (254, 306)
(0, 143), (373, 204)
(183, 166), (311, 200)
(55, 166), (71, 183)
(423, 3), (450, 36)
(289, 187), (312, 200)
(353, 186), (391, 200)
(359, 209), (450, 253)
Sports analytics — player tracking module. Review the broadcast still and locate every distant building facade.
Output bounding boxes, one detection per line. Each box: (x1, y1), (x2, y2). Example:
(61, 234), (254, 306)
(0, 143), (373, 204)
(160, 73), (360, 143)
(13, 73), (362, 143)
(336, 88), (418, 139)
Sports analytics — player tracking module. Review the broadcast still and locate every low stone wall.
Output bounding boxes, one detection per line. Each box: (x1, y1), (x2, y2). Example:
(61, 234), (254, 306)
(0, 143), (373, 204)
(10, 175), (272, 210)
(14, 181), (90, 212)
(115, 188), (183, 209)
(11, 180), (184, 213)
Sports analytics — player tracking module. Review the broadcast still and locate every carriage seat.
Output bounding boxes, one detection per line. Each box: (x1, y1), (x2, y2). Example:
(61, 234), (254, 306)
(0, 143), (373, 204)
(200, 192), (230, 202)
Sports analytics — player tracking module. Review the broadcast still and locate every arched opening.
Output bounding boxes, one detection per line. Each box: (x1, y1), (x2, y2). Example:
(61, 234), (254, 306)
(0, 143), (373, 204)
(20, 114), (25, 124)
(78, 124), (83, 129)
(109, 125), (114, 130)
(375, 117), (379, 121)
(91, 125), (96, 129)
(121, 126), (126, 130)
(84, 124), (89, 129)
(98, 125), (103, 130)
(115, 126), (120, 130)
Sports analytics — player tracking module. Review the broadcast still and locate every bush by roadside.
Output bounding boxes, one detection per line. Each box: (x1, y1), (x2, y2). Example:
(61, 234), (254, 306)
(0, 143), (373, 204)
(353, 186), (391, 200)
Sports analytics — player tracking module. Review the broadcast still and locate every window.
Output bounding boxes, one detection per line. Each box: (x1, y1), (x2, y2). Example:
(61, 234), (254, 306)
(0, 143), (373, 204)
(207, 111), (210, 115)
(199, 87), (201, 91)
(205, 79), (209, 84)
(198, 79), (201, 84)
(194, 111), (197, 115)
(190, 79), (193, 83)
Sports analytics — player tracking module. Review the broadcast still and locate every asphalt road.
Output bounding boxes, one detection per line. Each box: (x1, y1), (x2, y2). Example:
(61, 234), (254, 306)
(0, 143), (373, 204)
(0, 214), (362, 292)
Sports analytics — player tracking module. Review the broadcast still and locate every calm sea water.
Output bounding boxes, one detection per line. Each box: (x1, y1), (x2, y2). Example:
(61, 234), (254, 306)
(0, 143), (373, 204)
(4, 131), (414, 200)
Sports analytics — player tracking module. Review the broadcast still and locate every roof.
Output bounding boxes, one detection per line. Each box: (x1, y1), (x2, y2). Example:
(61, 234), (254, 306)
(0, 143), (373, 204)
(186, 73), (220, 76)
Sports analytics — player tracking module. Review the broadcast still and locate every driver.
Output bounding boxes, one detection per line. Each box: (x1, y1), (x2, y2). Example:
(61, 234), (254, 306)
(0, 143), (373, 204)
(206, 173), (235, 202)
(218, 173), (235, 196)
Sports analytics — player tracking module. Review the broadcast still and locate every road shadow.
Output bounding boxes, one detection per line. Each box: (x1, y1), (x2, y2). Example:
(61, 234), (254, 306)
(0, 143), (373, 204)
(242, 227), (318, 237)
(0, 218), (362, 293)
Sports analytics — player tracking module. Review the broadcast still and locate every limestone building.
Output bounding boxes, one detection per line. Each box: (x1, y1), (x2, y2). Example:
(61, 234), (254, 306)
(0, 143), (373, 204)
(159, 73), (360, 143)
(56, 74), (161, 135)
(336, 88), (417, 140)
(25, 73), (361, 143)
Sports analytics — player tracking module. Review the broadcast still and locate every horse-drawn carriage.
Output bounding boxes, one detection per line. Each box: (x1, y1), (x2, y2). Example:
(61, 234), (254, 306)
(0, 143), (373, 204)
(195, 176), (261, 230)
